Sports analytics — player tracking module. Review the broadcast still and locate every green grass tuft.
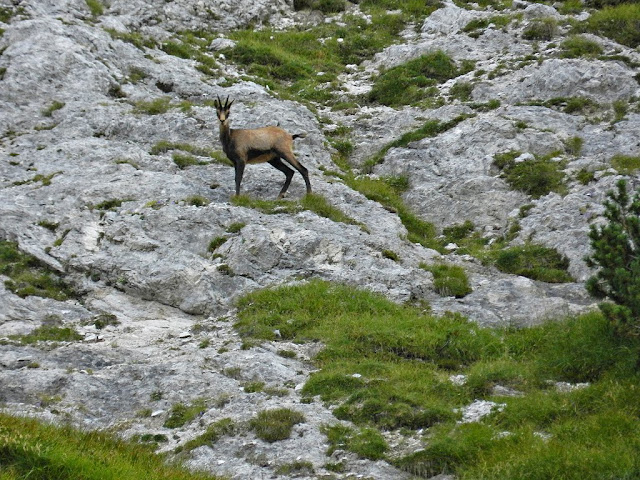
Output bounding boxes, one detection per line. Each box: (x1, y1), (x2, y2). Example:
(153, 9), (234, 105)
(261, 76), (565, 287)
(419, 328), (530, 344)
(0, 413), (223, 480)
(1, 240), (72, 301)
(492, 243), (574, 283)
(250, 408), (305, 443)
(368, 51), (470, 107)
(494, 152), (567, 199)
(420, 263), (473, 298)
(163, 400), (207, 429)
(611, 154), (640, 175)
(581, 3), (640, 48)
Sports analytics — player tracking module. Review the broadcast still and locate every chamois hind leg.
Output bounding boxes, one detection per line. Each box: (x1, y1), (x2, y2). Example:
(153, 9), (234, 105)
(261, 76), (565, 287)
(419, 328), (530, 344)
(268, 157), (295, 199)
(280, 151), (312, 195)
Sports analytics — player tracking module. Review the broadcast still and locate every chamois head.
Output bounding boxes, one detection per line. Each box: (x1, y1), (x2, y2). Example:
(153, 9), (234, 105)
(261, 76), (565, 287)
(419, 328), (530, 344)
(214, 95), (234, 123)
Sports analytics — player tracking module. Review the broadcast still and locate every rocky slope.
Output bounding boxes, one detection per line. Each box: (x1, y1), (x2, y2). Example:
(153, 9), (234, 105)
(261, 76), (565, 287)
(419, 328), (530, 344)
(0, 0), (638, 478)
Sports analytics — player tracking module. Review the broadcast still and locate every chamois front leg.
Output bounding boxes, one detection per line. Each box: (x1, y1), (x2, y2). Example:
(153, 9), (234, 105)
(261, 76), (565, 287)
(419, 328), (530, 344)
(234, 160), (245, 196)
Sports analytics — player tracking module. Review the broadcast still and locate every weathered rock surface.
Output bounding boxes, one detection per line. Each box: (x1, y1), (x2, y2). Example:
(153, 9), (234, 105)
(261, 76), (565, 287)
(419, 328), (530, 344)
(1, 0), (638, 478)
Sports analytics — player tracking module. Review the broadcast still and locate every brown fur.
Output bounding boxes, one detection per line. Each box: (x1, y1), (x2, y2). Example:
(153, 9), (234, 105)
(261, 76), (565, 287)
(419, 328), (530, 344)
(214, 96), (311, 199)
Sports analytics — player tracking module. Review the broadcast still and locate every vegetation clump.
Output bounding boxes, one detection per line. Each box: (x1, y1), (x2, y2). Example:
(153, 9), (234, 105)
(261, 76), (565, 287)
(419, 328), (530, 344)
(163, 399), (207, 429)
(420, 263), (473, 298)
(492, 243), (574, 283)
(611, 154), (640, 175)
(494, 151), (567, 199)
(0, 413), (223, 480)
(560, 35), (603, 58)
(522, 17), (558, 41)
(586, 180), (640, 336)
(368, 51), (473, 107)
(250, 408), (305, 442)
(1, 240), (72, 300)
(235, 280), (640, 476)
(581, 3), (640, 48)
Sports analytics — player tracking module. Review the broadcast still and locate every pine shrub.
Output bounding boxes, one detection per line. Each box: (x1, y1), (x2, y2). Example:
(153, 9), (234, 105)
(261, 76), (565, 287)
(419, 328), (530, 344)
(585, 180), (640, 335)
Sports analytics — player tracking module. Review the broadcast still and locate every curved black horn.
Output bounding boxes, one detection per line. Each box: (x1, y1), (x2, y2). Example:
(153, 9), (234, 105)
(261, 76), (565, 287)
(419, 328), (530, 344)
(215, 94), (222, 108)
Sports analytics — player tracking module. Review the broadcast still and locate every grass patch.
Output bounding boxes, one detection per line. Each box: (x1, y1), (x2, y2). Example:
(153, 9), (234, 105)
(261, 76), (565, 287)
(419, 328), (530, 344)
(522, 17), (558, 41)
(250, 408), (305, 443)
(323, 424), (388, 460)
(0, 413), (223, 480)
(492, 243), (574, 283)
(180, 418), (236, 453)
(222, 3), (438, 107)
(104, 28), (157, 50)
(343, 174), (440, 250)
(184, 195), (209, 207)
(1, 240), (72, 300)
(494, 151), (567, 199)
(420, 263), (472, 298)
(363, 114), (472, 172)
(368, 51), (473, 107)
(85, 0), (104, 16)
(133, 97), (172, 115)
(235, 281), (640, 477)
(163, 400), (207, 429)
(10, 325), (83, 345)
(580, 3), (640, 48)
(611, 154), (640, 175)
(232, 193), (362, 228)
(41, 101), (65, 117)
(559, 35), (603, 58)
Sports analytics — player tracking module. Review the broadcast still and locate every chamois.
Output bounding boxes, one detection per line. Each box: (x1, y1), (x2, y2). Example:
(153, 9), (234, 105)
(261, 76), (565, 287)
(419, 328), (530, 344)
(214, 96), (312, 199)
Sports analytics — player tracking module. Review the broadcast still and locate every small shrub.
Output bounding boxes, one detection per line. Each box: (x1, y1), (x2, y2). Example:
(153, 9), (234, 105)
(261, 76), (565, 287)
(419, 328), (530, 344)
(243, 381), (265, 393)
(585, 180), (640, 335)
(1, 240), (71, 300)
(611, 154), (640, 175)
(275, 461), (314, 476)
(93, 313), (119, 329)
(443, 220), (475, 241)
(173, 153), (205, 169)
(522, 17), (558, 41)
(420, 263), (472, 298)
(493, 243), (573, 283)
(91, 198), (125, 211)
(450, 81), (473, 101)
(612, 100), (629, 123)
(250, 408), (305, 442)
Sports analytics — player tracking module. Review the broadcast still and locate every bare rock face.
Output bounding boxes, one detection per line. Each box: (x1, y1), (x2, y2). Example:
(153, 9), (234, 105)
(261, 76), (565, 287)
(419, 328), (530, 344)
(0, 0), (637, 477)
